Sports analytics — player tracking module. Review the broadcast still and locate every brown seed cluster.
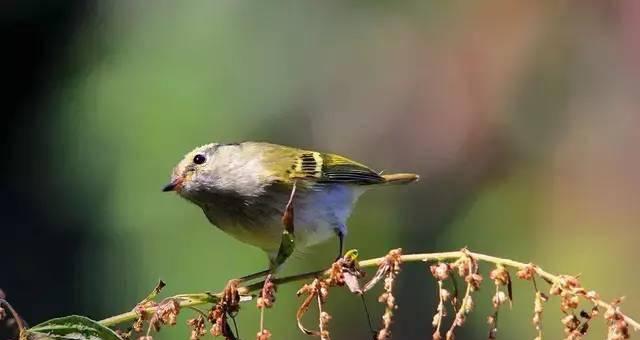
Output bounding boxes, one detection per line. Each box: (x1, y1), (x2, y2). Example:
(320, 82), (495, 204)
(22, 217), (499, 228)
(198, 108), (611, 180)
(516, 263), (537, 280)
(204, 280), (242, 339)
(186, 315), (207, 340)
(296, 278), (332, 338)
(257, 276), (276, 309)
(429, 262), (452, 340)
(532, 291), (548, 340)
(256, 329), (272, 340)
(256, 275), (276, 340)
(133, 298), (182, 340)
(550, 275), (582, 313)
(133, 305), (148, 333)
(430, 262), (451, 281)
(376, 249), (402, 340)
(319, 311), (332, 340)
(94, 249), (640, 340)
(156, 299), (181, 329)
(605, 302), (630, 340)
(115, 328), (133, 340)
(487, 265), (512, 339)
(208, 302), (237, 339)
(444, 251), (482, 340)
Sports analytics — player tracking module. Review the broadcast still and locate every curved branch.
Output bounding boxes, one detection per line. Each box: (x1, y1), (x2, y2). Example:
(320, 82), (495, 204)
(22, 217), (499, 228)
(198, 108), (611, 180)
(97, 250), (640, 333)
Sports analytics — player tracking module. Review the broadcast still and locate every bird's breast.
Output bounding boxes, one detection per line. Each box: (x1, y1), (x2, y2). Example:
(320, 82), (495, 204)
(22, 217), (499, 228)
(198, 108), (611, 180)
(200, 184), (364, 253)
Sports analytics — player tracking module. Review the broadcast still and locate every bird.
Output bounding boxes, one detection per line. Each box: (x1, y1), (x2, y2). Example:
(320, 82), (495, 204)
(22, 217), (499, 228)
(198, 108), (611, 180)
(163, 141), (418, 273)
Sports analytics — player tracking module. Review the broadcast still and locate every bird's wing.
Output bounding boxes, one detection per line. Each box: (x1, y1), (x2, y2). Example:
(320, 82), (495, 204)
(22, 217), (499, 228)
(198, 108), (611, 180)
(314, 153), (385, 185)
(259, 144), (384, 186)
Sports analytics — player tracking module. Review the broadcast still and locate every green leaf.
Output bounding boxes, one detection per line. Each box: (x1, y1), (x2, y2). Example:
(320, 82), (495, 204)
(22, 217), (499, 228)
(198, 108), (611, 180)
(28, 315), (122, 340)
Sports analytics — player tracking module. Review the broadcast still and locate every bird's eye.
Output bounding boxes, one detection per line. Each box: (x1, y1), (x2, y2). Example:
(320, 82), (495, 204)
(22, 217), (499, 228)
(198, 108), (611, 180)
(193, 154), (206, 164)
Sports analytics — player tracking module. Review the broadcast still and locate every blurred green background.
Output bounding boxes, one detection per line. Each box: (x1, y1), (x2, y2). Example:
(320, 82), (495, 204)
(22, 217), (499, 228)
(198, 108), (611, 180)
(3, 1), (640, 339)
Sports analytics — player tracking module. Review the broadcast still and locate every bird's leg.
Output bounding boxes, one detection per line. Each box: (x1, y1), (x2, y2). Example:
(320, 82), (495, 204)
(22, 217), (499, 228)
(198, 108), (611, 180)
(237, 268), (273, 282)
(334, 227), (345, 262)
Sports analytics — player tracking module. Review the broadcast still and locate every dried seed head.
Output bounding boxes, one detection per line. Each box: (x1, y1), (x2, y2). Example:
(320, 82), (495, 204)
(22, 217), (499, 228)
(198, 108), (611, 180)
(440, 289), (451, 302)
(138, 336), (153, 340)
(157, 299), (180, 326)
(376, 251), (401, 340)
(516, 264), (536, 280)
(562, 314), (580, 333)
(560, 294), (580, 312)
(489, 266), (509, 286)
(430, 263), (450, 281)
(550, 282), (562, 296)
(454, 258), (470, 278)
(115, 329), (132, 340)
(207, 303), (230, 338)
(187, 315), (207, 340)
(560, 276), (581, 289)
(210, 323), (222, 337)
(327, 262), (345, 286)
(133, 318), (144, 333)
(0, 307), (5, 321)
(564, 330), (584, 340)
(607, 319), (630, 340)
(320, 311), (332, 324)
(320, 311), (332, 340)
(256, 329), (272, 340)
(466, 273), (483, 291)
(533, 291), (546, 333)
(585, 291), (599, 300)
(432, 313), (442, 327)
(258, 276), (276, 309)
(492, 291), (507, 308)
(534, 292), (546, 313)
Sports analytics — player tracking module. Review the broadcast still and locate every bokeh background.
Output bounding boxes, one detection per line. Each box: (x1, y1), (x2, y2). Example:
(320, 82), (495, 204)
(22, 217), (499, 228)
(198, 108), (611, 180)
(2, 1), (640, 339)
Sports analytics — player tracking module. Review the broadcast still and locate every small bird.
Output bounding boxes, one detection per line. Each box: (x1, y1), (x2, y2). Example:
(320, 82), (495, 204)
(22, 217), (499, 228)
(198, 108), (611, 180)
(163, 142), (418, 271)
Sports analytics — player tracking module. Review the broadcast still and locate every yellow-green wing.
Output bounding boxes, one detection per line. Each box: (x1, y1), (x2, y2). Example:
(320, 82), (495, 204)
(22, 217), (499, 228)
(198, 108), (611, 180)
(254, 143), (384, 185)
(288, 151), (384, 185)
(317, 153), (385, 184)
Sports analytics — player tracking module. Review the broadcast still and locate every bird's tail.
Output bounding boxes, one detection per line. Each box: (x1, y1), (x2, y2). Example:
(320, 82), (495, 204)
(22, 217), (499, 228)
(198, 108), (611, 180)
(381, 173), (420, 185)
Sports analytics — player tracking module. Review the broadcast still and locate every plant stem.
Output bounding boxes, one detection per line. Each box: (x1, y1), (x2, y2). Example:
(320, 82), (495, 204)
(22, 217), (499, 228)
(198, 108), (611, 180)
(98, 294), (217, 327)
(1, 298), (26, 338)
(97, 250), (640, 333)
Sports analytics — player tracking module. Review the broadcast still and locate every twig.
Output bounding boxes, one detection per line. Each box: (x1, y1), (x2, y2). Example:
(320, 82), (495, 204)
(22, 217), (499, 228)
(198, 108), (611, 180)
(97, 250), (640, 334)
(0, 298), (26, 338)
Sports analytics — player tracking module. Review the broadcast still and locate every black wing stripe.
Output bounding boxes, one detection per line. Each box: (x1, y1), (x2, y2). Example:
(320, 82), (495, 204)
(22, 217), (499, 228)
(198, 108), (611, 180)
(320, 165), (384, 184)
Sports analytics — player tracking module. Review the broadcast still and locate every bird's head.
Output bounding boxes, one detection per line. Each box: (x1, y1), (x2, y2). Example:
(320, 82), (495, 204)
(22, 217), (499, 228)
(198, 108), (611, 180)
(163, 143), (222, 199)
(163, 142), (267, 204)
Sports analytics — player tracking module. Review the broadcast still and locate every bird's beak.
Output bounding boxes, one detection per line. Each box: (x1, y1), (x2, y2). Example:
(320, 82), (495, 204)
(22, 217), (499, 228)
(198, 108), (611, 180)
(162, 177), (183, 192)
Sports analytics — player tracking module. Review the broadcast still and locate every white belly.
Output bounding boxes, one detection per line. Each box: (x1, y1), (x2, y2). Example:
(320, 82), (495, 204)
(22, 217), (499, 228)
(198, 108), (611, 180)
(205, 185), (365, 255)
